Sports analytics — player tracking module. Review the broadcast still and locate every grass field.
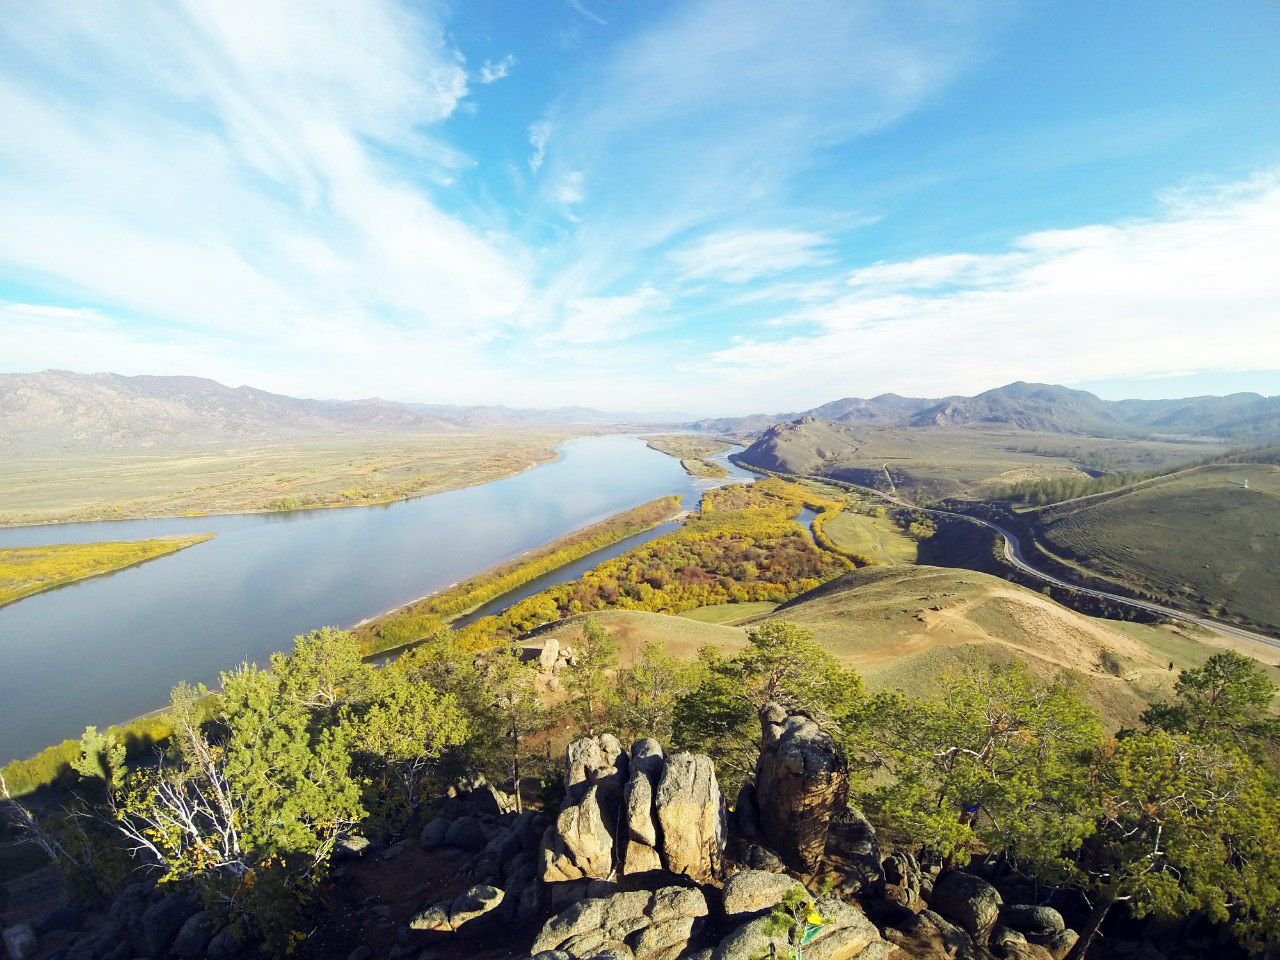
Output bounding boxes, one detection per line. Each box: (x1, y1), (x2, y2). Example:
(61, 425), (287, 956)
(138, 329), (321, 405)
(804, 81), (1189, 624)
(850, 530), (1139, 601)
(1030, 463), (1280, 632)
(0, 535), (213, 607)
(819, 510), (917, 564)
(0, 432), (570, 526)
(644, 434), (731, 478)
(679, 601), (777, 625)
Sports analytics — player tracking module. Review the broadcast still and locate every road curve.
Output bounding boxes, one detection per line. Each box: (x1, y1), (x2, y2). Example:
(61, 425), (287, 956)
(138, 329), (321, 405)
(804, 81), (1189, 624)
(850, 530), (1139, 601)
(799, 472), (1280, 654)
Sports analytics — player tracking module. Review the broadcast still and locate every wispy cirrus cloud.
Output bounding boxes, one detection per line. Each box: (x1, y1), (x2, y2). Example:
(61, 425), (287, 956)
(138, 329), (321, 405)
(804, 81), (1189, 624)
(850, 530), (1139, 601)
(702, 173), (1280, 403)
(671, 229), (832, 283)
(0, 0), (529, 382)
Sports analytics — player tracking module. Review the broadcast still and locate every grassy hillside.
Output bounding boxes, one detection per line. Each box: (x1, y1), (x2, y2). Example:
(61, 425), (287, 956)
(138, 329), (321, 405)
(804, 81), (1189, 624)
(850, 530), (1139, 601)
(739, 420), (1219, 499)
(1031, 463), (1280, 632)
(0, 433), (568, 526)
(0, 534), (213, 607)
(547, 566), (1277, 730)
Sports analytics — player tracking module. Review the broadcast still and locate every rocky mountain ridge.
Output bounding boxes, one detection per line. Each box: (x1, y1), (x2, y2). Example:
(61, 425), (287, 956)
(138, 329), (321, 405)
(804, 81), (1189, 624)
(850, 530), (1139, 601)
(695, 382), (1280, 441)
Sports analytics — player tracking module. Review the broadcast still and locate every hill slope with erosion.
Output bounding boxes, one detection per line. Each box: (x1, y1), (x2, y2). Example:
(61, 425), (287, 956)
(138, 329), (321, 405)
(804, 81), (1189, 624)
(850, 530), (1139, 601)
(538, 565), (1278, 729)
(1027, 462), (1280, 633)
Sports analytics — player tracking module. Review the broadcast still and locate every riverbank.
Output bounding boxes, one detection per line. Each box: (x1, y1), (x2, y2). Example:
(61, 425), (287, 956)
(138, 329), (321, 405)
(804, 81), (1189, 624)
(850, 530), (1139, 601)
(356, 495), (683, 656)
(0, 432), (574, 528)
(0, 435), (747, 770)
(644, 434), (732, 478)
(0, 496), (685, 796)
(0, 534), (214, 608)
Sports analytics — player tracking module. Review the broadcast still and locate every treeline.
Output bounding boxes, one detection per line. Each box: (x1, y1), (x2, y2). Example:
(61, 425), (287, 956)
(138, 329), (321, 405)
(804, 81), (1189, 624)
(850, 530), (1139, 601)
(660, 624), (1280, 957)
(991, 444), (1280, 506)
(7, 617), (1279, 956)
(2, 627), (564, 952)
(450, 479), (853, 649)
(357, 496), (682, 654)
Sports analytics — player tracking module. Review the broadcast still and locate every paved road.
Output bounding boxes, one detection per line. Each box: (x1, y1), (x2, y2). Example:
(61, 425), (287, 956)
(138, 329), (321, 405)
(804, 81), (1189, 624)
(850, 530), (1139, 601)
(827, 478), (1280, 654)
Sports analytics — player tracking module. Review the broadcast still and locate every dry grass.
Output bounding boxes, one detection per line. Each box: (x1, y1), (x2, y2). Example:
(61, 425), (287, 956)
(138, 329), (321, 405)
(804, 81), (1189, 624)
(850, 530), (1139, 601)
(0, 432), (570, 526)
(0, 534), (213, 607)
(535, 565), (1275, 731)
(819, 511), (917, 565)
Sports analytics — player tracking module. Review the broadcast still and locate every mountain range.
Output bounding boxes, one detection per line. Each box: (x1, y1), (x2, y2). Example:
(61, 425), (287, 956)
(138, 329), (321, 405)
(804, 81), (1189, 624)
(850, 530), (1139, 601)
(0, 371), (683, 451)
(3, 372), (1278, 453)
(697, 381), (1280, 441)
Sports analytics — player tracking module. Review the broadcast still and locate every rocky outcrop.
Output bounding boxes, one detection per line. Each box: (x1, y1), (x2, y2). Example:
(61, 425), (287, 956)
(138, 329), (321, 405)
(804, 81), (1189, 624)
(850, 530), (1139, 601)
(542, 785), (617, 882)
(654, 753), (725, 884)
(530, 886), (709, 960)
(540, 736), (727, 887)
(708, 893), (885, 960)
(721, 869), (804, 919)
(621, 740), (664, 875)
(410, 885), (506, 934)
(753, 702), (848, 873)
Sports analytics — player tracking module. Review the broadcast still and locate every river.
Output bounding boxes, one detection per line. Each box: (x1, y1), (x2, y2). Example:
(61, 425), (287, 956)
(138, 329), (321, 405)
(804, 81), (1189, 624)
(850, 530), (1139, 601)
(0, 435), (757, 763)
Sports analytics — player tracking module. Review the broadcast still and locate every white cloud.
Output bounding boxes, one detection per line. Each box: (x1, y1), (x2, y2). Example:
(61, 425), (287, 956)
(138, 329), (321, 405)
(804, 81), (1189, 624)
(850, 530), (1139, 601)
(528, 121), (552, 172)
(479, 54), (515, 84)
(554, 171), (586, 206)
(545, 285), (664, 346)
(671, 228), (831, 283)
(704, 174), (1280, 402)
(0, 0), (529, 360)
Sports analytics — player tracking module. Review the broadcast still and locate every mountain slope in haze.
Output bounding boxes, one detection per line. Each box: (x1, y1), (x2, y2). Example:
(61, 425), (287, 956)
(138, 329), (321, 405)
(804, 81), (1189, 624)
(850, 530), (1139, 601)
(703, 381), (1280, 441)
(0, 371), (681, 451)
(0, 371), (456, 450)
(907, 382), (1126, 433)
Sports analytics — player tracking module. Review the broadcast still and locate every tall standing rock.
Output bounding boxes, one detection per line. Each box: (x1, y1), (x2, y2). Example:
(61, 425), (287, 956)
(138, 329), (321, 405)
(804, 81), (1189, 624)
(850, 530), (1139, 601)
(654, 752), (725, 883)
(622, 739), (665, 875)
(753, 701), (847, 873)
(540, 784), (616, 882)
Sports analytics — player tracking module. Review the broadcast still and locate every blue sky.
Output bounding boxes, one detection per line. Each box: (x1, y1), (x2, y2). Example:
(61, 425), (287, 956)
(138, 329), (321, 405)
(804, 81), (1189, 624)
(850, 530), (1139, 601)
(0, 0), (1277, 414)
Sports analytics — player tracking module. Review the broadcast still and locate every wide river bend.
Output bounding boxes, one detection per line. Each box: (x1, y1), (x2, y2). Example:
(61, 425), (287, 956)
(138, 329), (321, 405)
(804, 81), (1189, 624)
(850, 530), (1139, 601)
(0, 435), (755, 762)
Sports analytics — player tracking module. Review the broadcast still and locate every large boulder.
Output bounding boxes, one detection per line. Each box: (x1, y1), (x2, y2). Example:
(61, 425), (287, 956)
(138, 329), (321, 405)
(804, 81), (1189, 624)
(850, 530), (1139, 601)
(565, 734), (629, 793)
(448, 885), (505, 932)
(444, 816), (490, 851)
(2, 924), (37, 960)
(654, 753), (725, 883)
(721, 869), (803, 919)
(541, 784), (617, 882)
(140, 894), (199, 956)
(1000, 904), (1065, 942)
(754, 702), (847, 873)
(170, 910), (217, 958)
(929, 871), (1003, 941)
(710, 894), (883, 960)
(532, 887), (708, 960)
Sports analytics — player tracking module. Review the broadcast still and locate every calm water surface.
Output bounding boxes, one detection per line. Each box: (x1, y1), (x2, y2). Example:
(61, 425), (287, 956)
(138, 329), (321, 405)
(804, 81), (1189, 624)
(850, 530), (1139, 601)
(0, 435), (756, 762)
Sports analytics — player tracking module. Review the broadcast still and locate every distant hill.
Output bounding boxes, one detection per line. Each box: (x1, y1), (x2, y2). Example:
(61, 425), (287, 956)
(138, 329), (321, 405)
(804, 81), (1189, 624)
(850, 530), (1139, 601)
(0, 371), (682, 451)
(703, 381), (1280, 441)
